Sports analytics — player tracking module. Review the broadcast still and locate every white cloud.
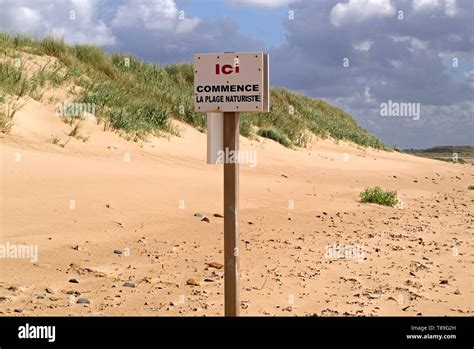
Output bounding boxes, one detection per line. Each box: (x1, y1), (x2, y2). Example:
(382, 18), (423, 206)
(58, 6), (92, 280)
(0, 0), (116, 46)
(412, 0), (458, 16)
(353, 40), (374, 51)
(410, 38), (428, 50)
(330, 0), (396, 27)
(444, 0), (458, 16)
(465, 70), (474, 85)
(228, 0), (298, 7)
(112, 0), (200, 33)
(8, 6), (42, 32)
(390, 35), (428, 51)
(412, 0), (439, 11)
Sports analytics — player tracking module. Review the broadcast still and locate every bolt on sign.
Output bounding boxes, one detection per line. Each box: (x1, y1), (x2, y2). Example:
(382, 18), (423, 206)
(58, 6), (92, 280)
(194, 52), (269, 112)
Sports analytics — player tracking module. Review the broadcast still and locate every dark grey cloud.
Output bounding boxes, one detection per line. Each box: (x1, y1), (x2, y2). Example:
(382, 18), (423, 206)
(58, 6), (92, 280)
(270, 0), (473, 148)
(110, 16), (264, 65)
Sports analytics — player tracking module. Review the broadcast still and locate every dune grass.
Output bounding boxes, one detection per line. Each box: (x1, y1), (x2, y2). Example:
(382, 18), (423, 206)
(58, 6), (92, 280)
(0, 95), (23, 133)
(360, 187), (398, 207)
(0, 32), (388, 149)
(257, 128), (291, 147)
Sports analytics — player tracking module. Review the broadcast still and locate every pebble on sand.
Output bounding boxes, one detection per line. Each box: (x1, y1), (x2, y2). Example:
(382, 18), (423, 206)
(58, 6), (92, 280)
(77, 298), (90, 304)
(201, 217), (211, 223)
(69, 279), (79, 284)
(206, 262), (223, 269)
(186, 279), (200, 286)
(123, 282), (135, 288)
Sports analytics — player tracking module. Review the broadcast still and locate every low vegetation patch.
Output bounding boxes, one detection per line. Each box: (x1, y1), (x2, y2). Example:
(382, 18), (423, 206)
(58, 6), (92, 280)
(360, 187), (398, 207)
(257, 127), (291, 147)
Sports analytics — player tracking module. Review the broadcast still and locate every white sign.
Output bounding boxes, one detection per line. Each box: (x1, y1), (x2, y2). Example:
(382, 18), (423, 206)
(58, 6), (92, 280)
(194, 52), (269, 112)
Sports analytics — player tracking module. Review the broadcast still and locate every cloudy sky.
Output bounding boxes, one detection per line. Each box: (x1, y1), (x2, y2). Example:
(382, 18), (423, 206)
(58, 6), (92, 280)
(0, 0), (472, 148)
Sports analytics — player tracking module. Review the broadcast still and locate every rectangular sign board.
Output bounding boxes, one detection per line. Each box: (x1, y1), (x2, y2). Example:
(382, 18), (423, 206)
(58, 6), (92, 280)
(194, 52), (269, 113)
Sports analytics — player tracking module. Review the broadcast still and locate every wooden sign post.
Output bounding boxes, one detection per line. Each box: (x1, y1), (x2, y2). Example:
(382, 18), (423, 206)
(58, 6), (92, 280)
(194, 52), (269, 316)
(223, 112), (240, 316)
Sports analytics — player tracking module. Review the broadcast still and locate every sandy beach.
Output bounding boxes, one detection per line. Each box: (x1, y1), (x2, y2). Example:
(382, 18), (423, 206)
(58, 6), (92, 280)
(1, 97), (472, 316)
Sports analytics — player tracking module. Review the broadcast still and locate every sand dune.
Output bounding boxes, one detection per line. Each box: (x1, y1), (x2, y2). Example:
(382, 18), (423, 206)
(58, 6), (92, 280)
(0, 98), (472, 316)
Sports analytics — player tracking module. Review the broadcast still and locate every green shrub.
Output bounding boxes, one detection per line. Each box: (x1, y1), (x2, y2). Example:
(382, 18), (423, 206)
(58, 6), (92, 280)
(257, 128), (291, 147)
(360, 187), (398, 207)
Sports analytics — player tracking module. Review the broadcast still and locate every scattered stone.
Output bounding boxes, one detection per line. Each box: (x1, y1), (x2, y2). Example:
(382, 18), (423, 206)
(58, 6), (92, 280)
(36, 294), (45, 299)
(114, 249), (122, 255)
(143, 277), (153, 283)
(49, 297), (60, 301)
(194, 213), (203, 218)
(206, 262), (223, 269)
(204, 279), (214, 282)
(248, 221), (254, 225)
(105, 204), (111, 208)
(77, 298), (90, 304)
(72, 245), (80, 250)
(69, 279), (79, 284)
(402, 306), (410, 311)
(454, 289), (461, 295)
(213, 213), (224, 218)
(14, 309), (22, 313)
(7, 286), (18, 291)
(65, 290), (81, 295)
(123, 282), (135, 288)
(281, 174), (288, 178)
(186, 279), (199, 286)
(440, 279), (449, 285)
(114, 221), (124, 228)
(201, 217), (211, 223)
(45, 287), (55, 294)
